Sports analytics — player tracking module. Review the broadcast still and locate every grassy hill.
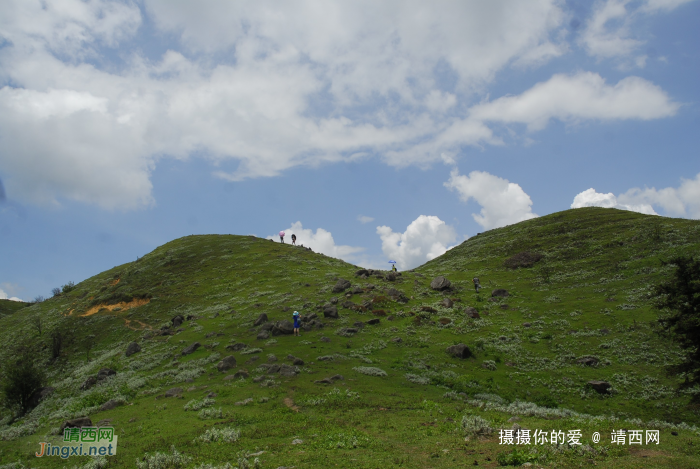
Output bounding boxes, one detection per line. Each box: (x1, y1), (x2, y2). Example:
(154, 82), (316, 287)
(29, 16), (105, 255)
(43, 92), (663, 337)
(0, 299), (30, 318)
(1, 207), (700, 468)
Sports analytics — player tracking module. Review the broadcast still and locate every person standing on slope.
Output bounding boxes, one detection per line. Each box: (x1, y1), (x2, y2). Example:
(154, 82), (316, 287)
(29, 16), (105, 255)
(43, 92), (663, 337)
(293, 311), (301, 336)
(279, 231), (285, 243)
(473, 277), (481, 293)
(291, 234), (297, 245)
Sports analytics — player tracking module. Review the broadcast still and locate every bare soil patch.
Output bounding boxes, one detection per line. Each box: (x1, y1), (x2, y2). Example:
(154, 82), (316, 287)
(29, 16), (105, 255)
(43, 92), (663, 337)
(81, 298), (150, 317)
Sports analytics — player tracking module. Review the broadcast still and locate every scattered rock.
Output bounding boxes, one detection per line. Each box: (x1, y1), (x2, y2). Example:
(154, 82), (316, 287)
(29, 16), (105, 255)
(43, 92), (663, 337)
(523, 322), (531, 328)
(355, 269), (369, 277)
(226, 343), (248, 351)
(323, 305), (339, 319)
(438, 318), (452, 325)
(577, 356), (599, 367)
(351, 286), (364, 294)
(27, 387), (54, 409)
(181, 342), (201, 356)
(587, 380), (612, 394)
(99, 399), (123, 411)
(320, 336), (331, 343)
(446, 344), (472, 359)
(332, 278), (352, 293)
(80, 376), (97, 391)
(367, 318), (380, 325)
(260, 323), (275, 331)
(272, 320), (295, 336)
(235, 398), (254, 406)
(165, 387), (183, 397)
(672, 431), (679, 436)
(97, 368), (116, 380)
(291, 439), (303, 445)
(279, 364), (298, 377)
(353, 321), (366, 328)
(207, 392), (217, 398)
(125, 341), (141, 357)
(420, 306), (437, 313)
(97, 419), (112, 426)
(491, 289), (509, 298)
(465, 307), (480, 319)
(500, 304), (509, 310)
(441, 298), (454, 308)
(315, 378), (333, 384)
(430, 276), (451, 291)
(508, 416), (521, 422)
(330, 297), (338, 304)
(234, 370), (249, 379)
(385, 272), (398, 281)
(253, 376), (265, 383)
(268, 355), (278, 363)
(257, 330), (271, 340)
(391, 337), (402, 343)
(337, 327), (358, 336)
(59, 417), (93, 434)
(217, 355), (237, 372)
(254, 313), (268, 326)
(600, 328), (610, 335)
(245, 356), (259, 364)
(293, 358), (305, 366)
(171, 315), (184, 327)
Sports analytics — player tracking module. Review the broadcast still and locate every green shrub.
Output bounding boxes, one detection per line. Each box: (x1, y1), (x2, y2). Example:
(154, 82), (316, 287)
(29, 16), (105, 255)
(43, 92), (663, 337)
(1, 354), (44, 415)
(136, 446), (191, 469)
(496, 447), (541, 466)
(461, 415), (494, 436)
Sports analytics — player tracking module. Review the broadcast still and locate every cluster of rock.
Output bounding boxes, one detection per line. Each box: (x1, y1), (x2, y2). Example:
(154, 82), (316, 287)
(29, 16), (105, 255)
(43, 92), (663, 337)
(254, 312), (327, 340)
(354, 269), (401, 281)
(80, 367), (116, 391)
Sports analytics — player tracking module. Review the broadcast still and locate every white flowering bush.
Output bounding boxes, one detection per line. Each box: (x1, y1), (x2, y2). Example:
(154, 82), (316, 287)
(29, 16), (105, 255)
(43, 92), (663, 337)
(353, 366), (387, 377)
(196, 427), (240, 443)
(184, 398), (215, 411)
(136, 446), (192, 469)
(198, 407), (224, 419)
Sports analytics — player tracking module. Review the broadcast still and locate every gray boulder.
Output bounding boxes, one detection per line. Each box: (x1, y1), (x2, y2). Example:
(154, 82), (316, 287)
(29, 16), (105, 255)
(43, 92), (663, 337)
(577, 356), (599, 367)
(320, 336), (331, 343)
(588, 381), (611, 394)
(59, 417), (92, 434)
(99, 399), (123, 411)
(492, 289), (509, 298)
(367, 318), (380, 325)
(226, 343), (248, 351)
(164, 387), (183, 397)
(254, 313), (268, 326)
(385, 272), (398, 281)
(181, 342), (201, 355)
(257, 330), (270, 340)
(332, 278), (352, 293)
(323, 305), (339, 319)
(430, 276), (451, 290)
(442, 298), (454, 308)
(125, 341), (141, 357)
(279, 364), (298, 377)
(97, 368), (116, 380)
(233, 370), (249, 379)
(353, 321), (366, 329)
(80, 376), (97, 391)
(465, 307), (480, 319)
(293, 358), (305, 366)
(171, 315), (184, 327)
(355, 269), (369, 277)
(217, 355), (237, 372)
(446, 344), (472, 359)
(330, 297), (339, 304)
(260, 322), (274, 331)
(272, 320), (294, 336)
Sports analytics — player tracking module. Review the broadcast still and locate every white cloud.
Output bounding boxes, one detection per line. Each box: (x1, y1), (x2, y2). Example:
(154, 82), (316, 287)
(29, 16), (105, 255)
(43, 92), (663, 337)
(579, 0), (694, 60)
(469, 72), (679, 131)
(267, 221), (364, 261)
(357, 215), (374, 224)
(445, 169), (538, 230)
(0, 1), (682, 209)
(571, 174), (700, 218)
(0, 288), (22, 302)
(377, 215), (457, 270)
(570, 188), (658, 214)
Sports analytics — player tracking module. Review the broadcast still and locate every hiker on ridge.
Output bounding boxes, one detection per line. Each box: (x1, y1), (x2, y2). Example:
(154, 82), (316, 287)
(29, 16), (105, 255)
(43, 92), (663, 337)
(293, 311), (301, 336)
(391, 264), (397, 272)
(473, 277), (481, 293)
(279, 231), (285, 243)
(291, 234), (297, 245)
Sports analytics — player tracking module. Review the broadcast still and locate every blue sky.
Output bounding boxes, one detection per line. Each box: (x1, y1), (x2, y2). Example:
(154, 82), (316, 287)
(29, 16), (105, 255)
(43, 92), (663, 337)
(1, 0), (699, 302)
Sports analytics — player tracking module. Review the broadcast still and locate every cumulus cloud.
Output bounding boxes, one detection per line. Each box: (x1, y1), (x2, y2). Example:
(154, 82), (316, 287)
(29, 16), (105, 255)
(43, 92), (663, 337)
(268, 221), (364, 261)
(0, 286), (22, 302)
(469, 72), (679, 131)
(579, 0), (694, 60)
(377, 215), (457, 270)
(572, 173), (700, 218)
(0, 1), (682, 209)
(357, 215), (374, 224)
(445, 169), (538, 230)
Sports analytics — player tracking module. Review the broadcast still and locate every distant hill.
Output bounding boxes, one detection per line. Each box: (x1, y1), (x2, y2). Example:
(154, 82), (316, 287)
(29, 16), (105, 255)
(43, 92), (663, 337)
(0, 298), (30, 317)
(1, 208), (699, 468)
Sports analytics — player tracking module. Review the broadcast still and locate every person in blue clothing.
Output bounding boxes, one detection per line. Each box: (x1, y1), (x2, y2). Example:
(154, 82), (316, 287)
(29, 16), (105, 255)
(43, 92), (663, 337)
(293, 311), (301, 336)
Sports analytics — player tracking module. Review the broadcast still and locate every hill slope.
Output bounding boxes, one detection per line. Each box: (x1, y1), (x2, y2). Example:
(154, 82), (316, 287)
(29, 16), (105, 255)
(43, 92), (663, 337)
(1, 208), (700, 469)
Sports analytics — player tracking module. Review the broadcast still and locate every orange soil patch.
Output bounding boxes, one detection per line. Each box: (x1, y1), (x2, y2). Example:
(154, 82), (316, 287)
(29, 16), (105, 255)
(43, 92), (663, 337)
(110, 278), (120, 286)
(81, 298), (150, 317)
(283, 397), (299, 412)
(123, 318), (153, 331)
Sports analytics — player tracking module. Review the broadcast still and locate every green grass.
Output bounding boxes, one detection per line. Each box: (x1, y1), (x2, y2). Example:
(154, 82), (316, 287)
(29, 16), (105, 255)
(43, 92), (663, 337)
(0, 299), (30, 318)
(1, 207), (700, 468)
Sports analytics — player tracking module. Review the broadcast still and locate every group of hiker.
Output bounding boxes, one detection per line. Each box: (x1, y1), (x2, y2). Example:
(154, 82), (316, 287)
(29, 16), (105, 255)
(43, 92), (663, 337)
(278, 231), (297, 245)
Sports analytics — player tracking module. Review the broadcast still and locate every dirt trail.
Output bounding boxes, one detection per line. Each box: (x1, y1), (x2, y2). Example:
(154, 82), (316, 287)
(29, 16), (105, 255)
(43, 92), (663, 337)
(123, 318), (152, 330)
(81, 298), (150, 317)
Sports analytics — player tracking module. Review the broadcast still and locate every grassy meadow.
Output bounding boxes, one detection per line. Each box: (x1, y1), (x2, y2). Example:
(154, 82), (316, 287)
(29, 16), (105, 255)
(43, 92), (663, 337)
(1, 207), (700, 468)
